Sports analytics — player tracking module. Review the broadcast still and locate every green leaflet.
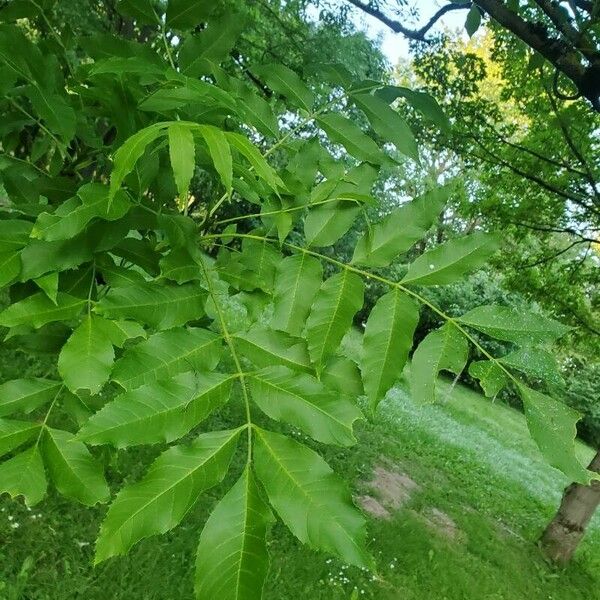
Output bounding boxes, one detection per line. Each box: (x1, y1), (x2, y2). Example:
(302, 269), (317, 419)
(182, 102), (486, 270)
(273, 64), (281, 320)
(25, 85), (76, 142)
(226, 132), (285, 194)
(0, 446), (47, 507)
(351, 92), (418, 160)
(179, 12), (244, 77)
(317, 113), (385, 164)
(58, 315), (115, 395)
(500, 347), (564, 387)
(304, 201), (361, 247)
(410, 324), (469, 404)
(322, 357), (364, 397)
(254, 428), (373, 569)
(78, 372), (233, 448)
(34, 272), (58, 304)
(0, 292), (85, 329)
(198, 124), (233, 193)
(111, 327), (222, 390)
(0, 219), (33, 252)
(0, 378), (62, 417)
(362, 289), (419, 410)
(402, 233), (500, 286)
(376, 86), (451, 134)
(519, 386), (592, 484)
(271, 253), (323, 336)
(306, 270), (364, 369)
(41, 428), (109, 506)
(352, 186), (448, 267)
(31, 183), (131, 241)
(95, 428), (242, 563)
(195, 467), (274, 600)
(468, 360), (507, 398)
(0, 419), (40, 457)
(234, 326), (312, 373)
(116, 0), (159, 25)
(166, 0), (216, 30)
(168, 122), (195, 207)
(95, 281), (206, 329)
(457, 305), (571, 345)
(252, 63), (314, 112)
(109, 123), (165, 200)
(466, 5), (482, 36)
(0, 251), (21, 288)
(249, 366), (362, 446)
(94, 318), (146, 348)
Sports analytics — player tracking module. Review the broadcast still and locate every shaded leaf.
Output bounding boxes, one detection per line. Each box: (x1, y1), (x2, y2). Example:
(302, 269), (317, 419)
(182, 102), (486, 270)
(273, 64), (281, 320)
(253, 63), (314, 112)
(0, 419), (40, 457)
(0, 292), (85, 329)
(168, 122), (195, 207)
(468, 360), (507, 398)
(0, 378), (62, 417)
(0, 446), (46, 507)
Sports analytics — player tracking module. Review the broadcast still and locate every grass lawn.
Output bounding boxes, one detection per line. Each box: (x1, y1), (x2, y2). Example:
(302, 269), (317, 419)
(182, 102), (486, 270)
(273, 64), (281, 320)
(1, 341), (600, 599)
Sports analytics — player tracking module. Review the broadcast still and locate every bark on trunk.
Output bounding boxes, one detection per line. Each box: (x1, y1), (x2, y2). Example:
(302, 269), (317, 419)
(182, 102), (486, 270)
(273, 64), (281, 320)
(539, 450), (600, 565)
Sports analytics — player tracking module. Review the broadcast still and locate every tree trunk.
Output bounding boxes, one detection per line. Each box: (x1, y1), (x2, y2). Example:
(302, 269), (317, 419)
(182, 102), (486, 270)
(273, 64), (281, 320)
(539, 450), (600, 565)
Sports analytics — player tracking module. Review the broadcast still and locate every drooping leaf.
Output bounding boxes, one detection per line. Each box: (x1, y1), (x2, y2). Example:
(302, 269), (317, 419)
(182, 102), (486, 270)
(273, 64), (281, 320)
(352, 92), (418, 160)
(401, 233), (500, 286)
(254, 428), (372, 569)
(0, 378), (62, 417)
(168, 122), (196, 207)
(198, 125), (232, 192)
(41, 428), (109, 506)
(0, 292), (85, 329)
(457, 305), (571, 345)
(468, 360), (507, 398)
(519, 386), (591, 484)
(271, 253), (323, 337)
(111, 327), (222, 390)
(249, 366), (362, 446)
(362, 289), (419, 410)
(31, 183), (131, 241)
(195, 467), (273, 600)
(352, 186), (448, 267)
(466, 5), (482, 37)
(234, 326), (312, 374)
(0, 219), (32, 252)
(226, 132), (285, 194)
(78, 373), (233, 448)
(0, 446), (47, 507)
(306, 270), (364, 369)
(116, 0), (160, 25)
(109, 123), (164, 200)
(410, 324), (469, 403)
(95, 428), (241, 562)
(316, 113), (385, 164)
(252, 63), (314, 112)
(58, 315), (115, 395)
(0, 419), (40, 457)
(95, 281), (205, 330)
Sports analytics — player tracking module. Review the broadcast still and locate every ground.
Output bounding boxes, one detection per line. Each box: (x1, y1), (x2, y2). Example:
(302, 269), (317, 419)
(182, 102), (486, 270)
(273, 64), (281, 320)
(1, 344), (600, 600)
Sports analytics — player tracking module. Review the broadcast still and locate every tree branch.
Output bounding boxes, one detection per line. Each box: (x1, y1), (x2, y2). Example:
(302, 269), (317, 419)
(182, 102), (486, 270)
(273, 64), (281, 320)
(344, 0), (471, 42)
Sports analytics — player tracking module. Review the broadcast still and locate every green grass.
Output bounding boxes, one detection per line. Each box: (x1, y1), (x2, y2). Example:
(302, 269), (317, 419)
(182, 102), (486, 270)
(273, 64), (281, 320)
(1, 339), (600, 599)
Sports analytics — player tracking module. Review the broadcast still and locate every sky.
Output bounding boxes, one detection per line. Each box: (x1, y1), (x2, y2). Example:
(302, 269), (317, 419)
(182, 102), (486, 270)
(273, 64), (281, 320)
(310, 0), (469, 64)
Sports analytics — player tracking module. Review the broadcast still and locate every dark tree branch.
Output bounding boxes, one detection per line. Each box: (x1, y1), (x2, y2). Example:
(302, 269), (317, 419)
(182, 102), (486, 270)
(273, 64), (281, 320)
(344, 0), (471, 41)
(345, 0), (600, 110)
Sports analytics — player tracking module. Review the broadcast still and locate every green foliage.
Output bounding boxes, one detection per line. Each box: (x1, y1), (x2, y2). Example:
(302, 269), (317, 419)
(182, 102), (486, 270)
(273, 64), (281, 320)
(0, 3), (589, 597)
